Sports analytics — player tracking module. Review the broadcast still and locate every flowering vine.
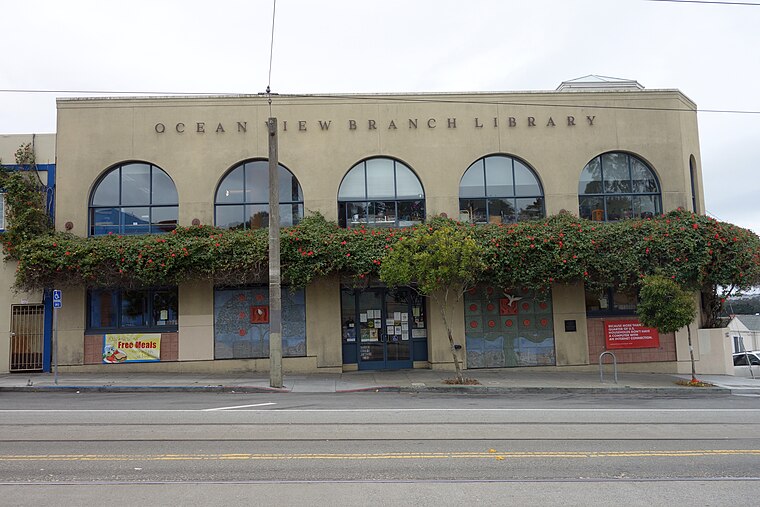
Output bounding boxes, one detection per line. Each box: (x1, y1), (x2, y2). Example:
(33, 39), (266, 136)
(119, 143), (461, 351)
(2, 167), (759, 328)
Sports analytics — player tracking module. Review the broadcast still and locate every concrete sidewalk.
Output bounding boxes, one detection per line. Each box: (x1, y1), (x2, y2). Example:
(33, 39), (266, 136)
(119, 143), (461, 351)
(1, 368), (759, 395)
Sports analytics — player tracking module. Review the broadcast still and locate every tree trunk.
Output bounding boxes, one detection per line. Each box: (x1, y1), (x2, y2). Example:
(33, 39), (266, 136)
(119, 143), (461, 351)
(437, 299), (464, 384)
(687, 323), (697, 382)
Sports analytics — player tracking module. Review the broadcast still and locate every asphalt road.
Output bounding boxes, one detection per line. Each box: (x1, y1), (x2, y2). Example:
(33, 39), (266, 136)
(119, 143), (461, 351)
(1, 391), (759, 506)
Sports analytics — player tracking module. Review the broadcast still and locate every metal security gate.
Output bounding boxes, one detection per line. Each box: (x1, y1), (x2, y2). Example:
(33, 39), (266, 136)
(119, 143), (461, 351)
(10, 304), (45, 372)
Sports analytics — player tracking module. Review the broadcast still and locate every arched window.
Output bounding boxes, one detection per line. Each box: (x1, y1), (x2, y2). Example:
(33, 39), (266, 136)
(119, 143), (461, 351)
(579, 152), (661, 222)
(337, 157), (424, 228)
(215, 160), (304, 229)
(459, 155), (544, 224)
(89, 162), (178, 236)
(689, 156), (698, 213)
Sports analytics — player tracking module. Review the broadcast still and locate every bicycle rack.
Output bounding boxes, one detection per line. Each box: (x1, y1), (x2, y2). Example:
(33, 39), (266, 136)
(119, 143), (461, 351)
(599, 351), (618, 384)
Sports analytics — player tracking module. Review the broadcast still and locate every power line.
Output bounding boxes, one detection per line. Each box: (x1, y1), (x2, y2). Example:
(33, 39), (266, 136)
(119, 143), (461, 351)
(266, 0), (278, 117)
(1, 88), (760, 115)
(644, 0), (760, 5)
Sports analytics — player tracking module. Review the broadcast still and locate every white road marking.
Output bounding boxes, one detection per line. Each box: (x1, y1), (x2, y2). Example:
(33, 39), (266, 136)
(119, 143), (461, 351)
(202, 402), (277, 411)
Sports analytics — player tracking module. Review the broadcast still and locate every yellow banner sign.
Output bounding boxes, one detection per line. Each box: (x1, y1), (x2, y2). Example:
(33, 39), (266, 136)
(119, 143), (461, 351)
(103, 334), (161, 363)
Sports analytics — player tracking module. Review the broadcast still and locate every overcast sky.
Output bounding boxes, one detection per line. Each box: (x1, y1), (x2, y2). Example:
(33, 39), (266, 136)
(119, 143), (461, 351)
(1, 0), (758, 232)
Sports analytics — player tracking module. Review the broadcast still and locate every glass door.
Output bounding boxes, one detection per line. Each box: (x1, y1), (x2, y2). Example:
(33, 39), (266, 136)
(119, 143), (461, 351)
(383, 289), (413, 369)
(357, 289), (386, 368)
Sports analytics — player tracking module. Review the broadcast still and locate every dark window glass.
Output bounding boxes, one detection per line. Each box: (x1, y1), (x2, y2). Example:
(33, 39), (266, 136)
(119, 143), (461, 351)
(459, 199), (487, 224)
(89, 290), (117, 328)
(152, 168), (179, 205)
(88, 288), (178, 331)
(338, 158), (425, 228)
(579, 153), (661, 222)
(244, 161), (269, 203)
(579, 196), (605, 222)
(152, 206), (179, 233)
(459, 155), (544, 224)
(689, 159), (698, 213)
(122, 207), (151, 234)
(605, 195), (633, 222)
(397, 200), (424, 226)
(459, 160), (485, 198)
(246, 204), (269, 229)
(366, 158), (395, 199)
(215, 160), (303, 229)
(91, 170), (120, 206)
(153, 290), (179, 326)
(121, 163), (152, 206)
(215, 205), (242, 230)
(601, 153), (631, 193)
(488, 198), (516, 223)
(585, 288), (638, 315)
(517, 197), (544, 221)
(485, 157), (513, 197)
(121, 290), (149, 327)
(89, 163), (178, 236)
(216, 166), (244, 204)
(514, 161), (541, 196)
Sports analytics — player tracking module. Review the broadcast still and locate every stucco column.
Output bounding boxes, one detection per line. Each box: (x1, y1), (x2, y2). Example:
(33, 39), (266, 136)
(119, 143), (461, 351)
(551, 282), (589, 365)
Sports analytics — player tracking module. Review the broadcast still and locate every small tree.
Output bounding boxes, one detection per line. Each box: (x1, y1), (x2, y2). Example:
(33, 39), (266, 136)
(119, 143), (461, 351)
(380, 219), (486, 383)
(637, 274), (699, 382)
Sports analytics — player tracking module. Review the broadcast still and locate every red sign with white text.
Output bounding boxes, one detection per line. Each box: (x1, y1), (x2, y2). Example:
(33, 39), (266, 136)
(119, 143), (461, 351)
(604, 320), (660, 349)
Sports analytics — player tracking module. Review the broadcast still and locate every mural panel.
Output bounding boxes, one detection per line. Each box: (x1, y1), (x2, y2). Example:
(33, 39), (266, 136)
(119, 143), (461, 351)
(465, 285), (555, 368)
(214, 287), (306, 359)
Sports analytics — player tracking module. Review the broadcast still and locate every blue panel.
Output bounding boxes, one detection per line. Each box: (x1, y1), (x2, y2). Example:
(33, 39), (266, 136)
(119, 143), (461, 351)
(412, 339), (427, 361)
(342, 342), (357, 364)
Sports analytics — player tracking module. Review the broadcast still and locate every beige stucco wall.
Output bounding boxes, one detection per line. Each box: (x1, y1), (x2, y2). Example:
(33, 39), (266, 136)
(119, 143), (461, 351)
(551, 283), (589, 366)
(4, 90), (704, 373)
(54, 91), (701, 234)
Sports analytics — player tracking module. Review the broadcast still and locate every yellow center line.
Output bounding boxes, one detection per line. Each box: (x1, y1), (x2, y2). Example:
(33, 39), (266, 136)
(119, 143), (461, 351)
(2, 450), (760, 462)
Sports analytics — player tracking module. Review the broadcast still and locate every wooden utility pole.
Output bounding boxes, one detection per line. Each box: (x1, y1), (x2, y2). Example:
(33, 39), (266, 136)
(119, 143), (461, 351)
(268, 117), (283, 388)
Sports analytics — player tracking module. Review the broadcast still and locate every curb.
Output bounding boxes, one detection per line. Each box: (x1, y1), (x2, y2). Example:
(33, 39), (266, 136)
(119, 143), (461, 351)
(396, 385), (731, 396)
(0, 385), (290, 394)
(0, 385), (731, 395)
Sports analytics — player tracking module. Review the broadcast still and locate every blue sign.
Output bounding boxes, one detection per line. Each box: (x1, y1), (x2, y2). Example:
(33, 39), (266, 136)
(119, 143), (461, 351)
(53, 290), (62, 301)
(53, 301), (62, 308)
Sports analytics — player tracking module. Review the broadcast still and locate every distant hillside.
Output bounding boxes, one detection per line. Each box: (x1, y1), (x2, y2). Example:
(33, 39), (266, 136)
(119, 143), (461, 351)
(723, 295), (760, 317)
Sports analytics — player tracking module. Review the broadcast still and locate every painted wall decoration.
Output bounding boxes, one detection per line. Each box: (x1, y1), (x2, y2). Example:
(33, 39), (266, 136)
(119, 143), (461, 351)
(464, 285), (555, 368)
(214, 287), (306, 359)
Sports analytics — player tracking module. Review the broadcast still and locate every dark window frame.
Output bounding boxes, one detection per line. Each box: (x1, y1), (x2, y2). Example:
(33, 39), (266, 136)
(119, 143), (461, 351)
(458, 154), (545, 224)
(690, 158), (698, 213)
(214, 159), (304, 230)
(88, 162), (179, 236)
(0, 191), (6, 231)
(86, 287), (178, 333)
(337, 157), (426, 228)
(579, 152), (662, 222)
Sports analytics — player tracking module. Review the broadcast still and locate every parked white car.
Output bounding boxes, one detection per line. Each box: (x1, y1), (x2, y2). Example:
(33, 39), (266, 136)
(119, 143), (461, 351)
(733, 351), (760, 378)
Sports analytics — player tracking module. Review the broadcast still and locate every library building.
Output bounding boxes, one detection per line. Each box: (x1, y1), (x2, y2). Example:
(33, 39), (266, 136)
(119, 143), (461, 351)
(2, 76), (728, 376)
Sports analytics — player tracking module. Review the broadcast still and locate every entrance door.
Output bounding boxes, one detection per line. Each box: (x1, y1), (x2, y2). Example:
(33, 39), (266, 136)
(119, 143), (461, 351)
(342, 287), (419, 370)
